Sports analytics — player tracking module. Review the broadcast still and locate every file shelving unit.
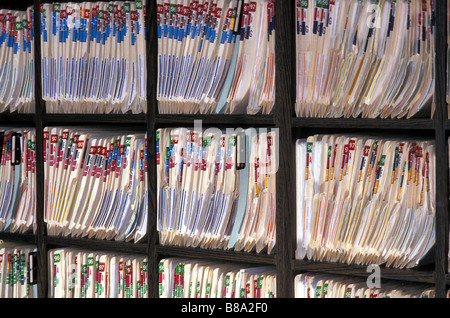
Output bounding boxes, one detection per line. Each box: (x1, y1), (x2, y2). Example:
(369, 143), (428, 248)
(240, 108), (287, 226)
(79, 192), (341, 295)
(0, 0), (448, 298)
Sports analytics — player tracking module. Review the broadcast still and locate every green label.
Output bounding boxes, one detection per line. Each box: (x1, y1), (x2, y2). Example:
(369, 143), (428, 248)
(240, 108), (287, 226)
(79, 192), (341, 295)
(257, 277), (263, 289)
(344, 288), (352, 298)
(204, 137), (212, 147)
(315, 285), (322, 297)
(322, 283), (328, 296)
(169, 4), (177, 15)
(307, 142), (313, 153)
(53, 254), (61, 263)
(228, 136), (236, 147)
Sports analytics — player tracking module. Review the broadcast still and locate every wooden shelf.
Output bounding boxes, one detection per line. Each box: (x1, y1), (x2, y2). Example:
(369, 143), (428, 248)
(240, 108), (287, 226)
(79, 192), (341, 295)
(0, 112), (35, 125)
(43, 113), (147, 126)
(155, 114), (276, 128)
(292, 117), (435, 131)
(0, 232), (37, 245)
(0, 0), (447, 299)
(156, 245), (276, 266)
(44, 235), (148, 255)
(293, 260), (436, 285)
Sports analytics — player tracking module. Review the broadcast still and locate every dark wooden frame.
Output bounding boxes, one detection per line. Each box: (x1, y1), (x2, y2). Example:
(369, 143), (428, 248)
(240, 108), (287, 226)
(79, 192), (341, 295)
(0, 0), (448, 298)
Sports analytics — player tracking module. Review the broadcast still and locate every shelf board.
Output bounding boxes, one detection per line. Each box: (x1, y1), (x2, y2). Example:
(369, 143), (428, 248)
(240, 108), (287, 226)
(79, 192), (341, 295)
(293, 260), (435, 284)
(44, 236), (148, 255)
(292, 117), (435, 130)
(43, 113), (147, 126)
(0, 232), (37, 244)
(0, 112), (35, 125)
(156, 245), (276, 266)
(155, 114), (276, 127)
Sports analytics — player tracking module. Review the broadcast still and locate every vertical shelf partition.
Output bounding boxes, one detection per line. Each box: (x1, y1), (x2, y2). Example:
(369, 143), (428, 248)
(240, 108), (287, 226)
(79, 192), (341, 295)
(0, 0), (447, 298)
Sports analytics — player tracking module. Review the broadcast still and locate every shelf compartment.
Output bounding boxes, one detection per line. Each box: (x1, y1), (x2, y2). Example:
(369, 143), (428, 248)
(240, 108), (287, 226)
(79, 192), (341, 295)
(293, 259), (435, 284)
(156, 245), (276, 266)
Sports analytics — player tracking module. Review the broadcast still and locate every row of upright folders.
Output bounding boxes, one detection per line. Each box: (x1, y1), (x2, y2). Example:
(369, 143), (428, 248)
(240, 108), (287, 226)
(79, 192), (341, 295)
(2, 0), (442, 118)
(43, 127), (148, 242)
(159, 258), (276, 298)
(48, 248), (149, 298)
(0, 129), (36, 234)
(295, 0), (435, 118)
(0, 7), (35, 113)
(156, 127), (277, 253)
(48, 249), (277, 298)
(0, 241), (38, 298)
(0, 125), (277, 256)
(157, 0), (276, 115)
(295, 273), (436, 298)
(39, 1), (147, 114)
(296, 135), (436, 269)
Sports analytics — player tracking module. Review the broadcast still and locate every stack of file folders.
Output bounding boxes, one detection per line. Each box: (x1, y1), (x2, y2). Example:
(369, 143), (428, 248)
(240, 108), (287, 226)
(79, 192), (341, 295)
(294, 273), (435, 298)
(157, 0), (275, 115)
(296, 135), (435, 269)
(159, 257), (276, 298)
(295, 0), (435, 118)
(48, 247), (148, 298)
(43, 127), (148, 243)
(0, 6), (35, 113)
(40, 1), (147, 114)
(157, 127), (277, 254)
(0, 128), (36, 234)
(0, 241), (37, 298)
